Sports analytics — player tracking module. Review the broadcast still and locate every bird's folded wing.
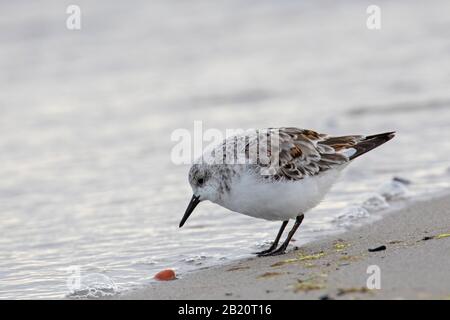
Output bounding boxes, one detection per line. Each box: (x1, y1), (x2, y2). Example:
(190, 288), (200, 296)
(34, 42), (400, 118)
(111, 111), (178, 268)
(267, 128), (363, 181)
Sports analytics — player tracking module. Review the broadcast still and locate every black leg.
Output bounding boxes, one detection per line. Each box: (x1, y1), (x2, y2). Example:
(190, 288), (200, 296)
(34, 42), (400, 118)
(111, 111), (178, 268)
(254, 220), (288, 256)
(262, 214), (304, 256)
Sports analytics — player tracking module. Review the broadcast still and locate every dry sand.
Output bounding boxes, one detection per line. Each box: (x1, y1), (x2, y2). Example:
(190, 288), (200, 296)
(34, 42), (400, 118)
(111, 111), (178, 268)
(120, 193), (450, 300)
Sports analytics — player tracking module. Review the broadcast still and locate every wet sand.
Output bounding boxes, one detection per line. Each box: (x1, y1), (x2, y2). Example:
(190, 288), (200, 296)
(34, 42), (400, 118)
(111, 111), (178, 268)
(119, 193), (450, 300)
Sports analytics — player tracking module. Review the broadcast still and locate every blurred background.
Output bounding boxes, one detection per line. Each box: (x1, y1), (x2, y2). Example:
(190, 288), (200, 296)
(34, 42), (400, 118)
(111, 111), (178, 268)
(1, 0), (450, 298)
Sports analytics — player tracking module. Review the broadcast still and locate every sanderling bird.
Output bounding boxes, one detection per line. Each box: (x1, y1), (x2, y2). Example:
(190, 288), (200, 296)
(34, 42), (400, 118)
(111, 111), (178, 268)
(179, 128), (395, 256)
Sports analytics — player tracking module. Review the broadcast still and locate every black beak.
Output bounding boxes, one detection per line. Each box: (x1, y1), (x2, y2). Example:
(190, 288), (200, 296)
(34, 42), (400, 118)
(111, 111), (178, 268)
(179, 195), (200, 228)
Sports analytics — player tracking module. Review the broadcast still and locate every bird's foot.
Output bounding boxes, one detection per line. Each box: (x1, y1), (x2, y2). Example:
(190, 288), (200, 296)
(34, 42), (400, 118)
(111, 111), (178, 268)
(257, 246), (287, 257)
(254, 244), (277, 256)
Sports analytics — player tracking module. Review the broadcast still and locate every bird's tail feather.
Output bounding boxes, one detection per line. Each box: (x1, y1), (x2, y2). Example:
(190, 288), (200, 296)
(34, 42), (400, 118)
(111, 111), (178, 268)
(349, 131), (395, 160)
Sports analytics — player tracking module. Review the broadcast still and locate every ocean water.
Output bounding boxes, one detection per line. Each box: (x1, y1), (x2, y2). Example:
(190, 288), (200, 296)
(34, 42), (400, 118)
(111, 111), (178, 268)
(1, 0), (450, 299)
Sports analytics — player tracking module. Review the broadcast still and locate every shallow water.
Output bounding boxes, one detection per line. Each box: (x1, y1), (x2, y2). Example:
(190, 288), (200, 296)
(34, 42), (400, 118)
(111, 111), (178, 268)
(1, 0), (450, 299)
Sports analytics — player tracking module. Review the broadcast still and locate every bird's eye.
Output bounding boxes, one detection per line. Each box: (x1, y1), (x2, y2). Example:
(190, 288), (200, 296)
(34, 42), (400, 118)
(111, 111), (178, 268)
(198, 178), (204, 185)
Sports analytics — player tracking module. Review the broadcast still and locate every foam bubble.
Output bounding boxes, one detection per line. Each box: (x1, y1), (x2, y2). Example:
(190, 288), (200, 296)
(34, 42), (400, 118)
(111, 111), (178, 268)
(182, 254), (209, 265)
(361, 194), (390, 212)
(378, 179), (411, 201)
(66, 273), (119, 299)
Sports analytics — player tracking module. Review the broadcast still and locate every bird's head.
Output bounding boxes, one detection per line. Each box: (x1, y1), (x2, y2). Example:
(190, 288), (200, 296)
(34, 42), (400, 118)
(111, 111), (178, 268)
(179, 164), (220, 228)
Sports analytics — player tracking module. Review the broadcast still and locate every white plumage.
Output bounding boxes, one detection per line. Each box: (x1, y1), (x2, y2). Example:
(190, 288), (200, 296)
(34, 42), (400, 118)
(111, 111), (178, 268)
(216, 166), (343, 221)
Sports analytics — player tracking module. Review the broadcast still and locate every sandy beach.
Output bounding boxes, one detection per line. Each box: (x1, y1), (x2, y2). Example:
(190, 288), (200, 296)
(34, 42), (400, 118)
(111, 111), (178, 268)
(120, 193), (450, 300)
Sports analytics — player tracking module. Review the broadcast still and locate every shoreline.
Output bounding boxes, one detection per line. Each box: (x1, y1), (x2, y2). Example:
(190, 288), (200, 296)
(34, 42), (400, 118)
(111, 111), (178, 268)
(119, 193), (450, 300)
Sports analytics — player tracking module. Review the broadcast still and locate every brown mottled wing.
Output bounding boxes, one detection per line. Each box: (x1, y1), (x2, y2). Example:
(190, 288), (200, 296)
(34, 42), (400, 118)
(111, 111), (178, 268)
(269, 128), (395, 180)
(268, 128), (355, 180)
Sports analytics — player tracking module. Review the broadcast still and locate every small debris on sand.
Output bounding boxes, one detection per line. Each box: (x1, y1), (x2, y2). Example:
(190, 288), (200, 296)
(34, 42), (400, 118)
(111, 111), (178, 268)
(337, 287), (371, 296)
(271, 251), (327, 267)
(299, 251), (326, 261)
(294, 280), (325, 292)
(227, 266), (250, 271)
(154, 269), (176, 281)
(293, 274), (328, 293)
(333, 240), (350, 252)
(339, 255), (360, 262)
(257, 272), (283, 279)
(368, 245), (386, 252)
(271, 258), (298, 267)
(421, 233), (450, 241)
